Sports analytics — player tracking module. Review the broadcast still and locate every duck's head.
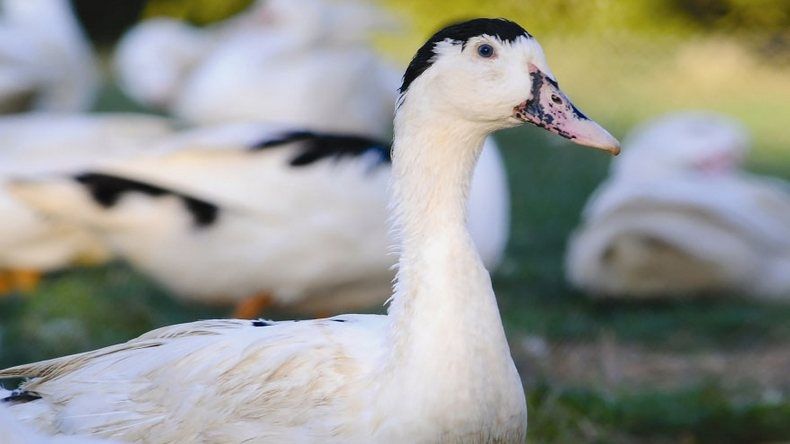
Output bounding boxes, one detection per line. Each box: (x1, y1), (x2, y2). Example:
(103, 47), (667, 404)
(614, 111), (749, 179)
(398, 18), (619, 154)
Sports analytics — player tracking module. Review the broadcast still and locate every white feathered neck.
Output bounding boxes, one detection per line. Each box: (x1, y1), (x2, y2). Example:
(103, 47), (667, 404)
(375, 90), (523, 435)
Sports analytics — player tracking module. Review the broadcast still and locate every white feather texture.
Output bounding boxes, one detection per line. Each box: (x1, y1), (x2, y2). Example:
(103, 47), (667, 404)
(0, 404), (117, 443)
(0, 0), (98, 112)
(0, 113), (176, 272)
(566, 112), (790, 299)
(9, 122), (508, 313)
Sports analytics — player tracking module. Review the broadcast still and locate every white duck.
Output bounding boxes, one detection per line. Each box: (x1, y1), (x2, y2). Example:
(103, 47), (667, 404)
(566, 111), (790, 299)
(0, 0), (98, 113)
(0, 18), (618, 442)
(170, 0), (401, 137)
(9, 121), (508, 316)
(114, 0), (399, 136)
(0, 113), (176, 294)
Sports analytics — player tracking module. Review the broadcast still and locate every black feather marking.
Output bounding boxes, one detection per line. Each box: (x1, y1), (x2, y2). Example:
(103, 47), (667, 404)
(74, 173), (219, 228)
(330, 318), (346, 323)
(400, 18), (532, 95)
(251, 319), (273, 327)
(1, 389), (41, 404)
(251, 131), (391, 168)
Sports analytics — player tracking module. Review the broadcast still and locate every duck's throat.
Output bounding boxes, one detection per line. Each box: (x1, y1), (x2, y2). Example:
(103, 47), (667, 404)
(385, 110), (511, 367)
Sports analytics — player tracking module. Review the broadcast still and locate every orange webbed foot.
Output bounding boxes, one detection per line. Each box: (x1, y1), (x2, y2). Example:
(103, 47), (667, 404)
(233, 292), (275, 319)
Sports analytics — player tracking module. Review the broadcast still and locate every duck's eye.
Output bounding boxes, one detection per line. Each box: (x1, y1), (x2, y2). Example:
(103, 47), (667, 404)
(477, 44), (494, 58)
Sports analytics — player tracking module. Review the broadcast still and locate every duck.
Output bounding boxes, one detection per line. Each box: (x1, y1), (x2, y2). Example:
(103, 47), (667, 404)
(0, 18), (619, 442)
(0, 0), (98, 113)
(0, 112), (176, 294)
(566, 111), (790, 299)
(113, 18), (212, 110)
(8, 121), (508, 317)
(114, 0), (400, 137)
(170, 0), (400, 137)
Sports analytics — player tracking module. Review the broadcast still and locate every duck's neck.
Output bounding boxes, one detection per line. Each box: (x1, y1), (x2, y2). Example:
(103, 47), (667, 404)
(384, 102), (513, 384)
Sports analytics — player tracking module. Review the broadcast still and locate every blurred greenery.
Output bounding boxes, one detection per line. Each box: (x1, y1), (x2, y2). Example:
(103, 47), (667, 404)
(3, 0), (790, 442)
(141, 0), (253, 25)
(527, 383), (790, 443)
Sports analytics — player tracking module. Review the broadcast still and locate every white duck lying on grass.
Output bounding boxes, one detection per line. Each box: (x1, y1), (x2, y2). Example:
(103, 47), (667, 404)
(0, 0), (98, 113)
(10, 121), (509, 317)
(0, 18), (618, 442)
(566, 111), (790, 299)
(0, 113), (176, 294)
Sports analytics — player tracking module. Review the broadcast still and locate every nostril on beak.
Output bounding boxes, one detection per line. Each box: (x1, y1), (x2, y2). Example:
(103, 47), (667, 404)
(550, 95), (562, 105)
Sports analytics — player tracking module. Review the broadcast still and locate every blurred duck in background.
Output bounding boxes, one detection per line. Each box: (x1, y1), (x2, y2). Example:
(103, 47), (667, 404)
(566, 111), (790, 300)
(8, 122), (508, 317)
(113, 17), (211, 110)
(0, 0), (98, 113)
(0, 113), (176, 295)
(115, 0), (400, 137)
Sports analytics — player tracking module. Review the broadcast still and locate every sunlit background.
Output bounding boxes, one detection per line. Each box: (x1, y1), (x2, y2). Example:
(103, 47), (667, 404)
(1, 0), (789, 442)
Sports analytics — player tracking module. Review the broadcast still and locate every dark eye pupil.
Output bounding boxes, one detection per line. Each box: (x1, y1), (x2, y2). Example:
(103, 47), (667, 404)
(551, 95), (562, 104)
(478, 44), (493, 58)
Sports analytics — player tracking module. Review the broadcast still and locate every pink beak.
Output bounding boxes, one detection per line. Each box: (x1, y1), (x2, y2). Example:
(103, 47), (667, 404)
(514, 67), (620, 155)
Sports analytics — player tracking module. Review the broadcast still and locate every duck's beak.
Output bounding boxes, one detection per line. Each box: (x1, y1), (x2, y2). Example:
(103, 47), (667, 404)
(514, 67), (620, 155)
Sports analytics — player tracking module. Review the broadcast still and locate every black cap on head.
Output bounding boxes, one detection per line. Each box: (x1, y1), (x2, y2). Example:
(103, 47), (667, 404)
(399, 18), (532, 95)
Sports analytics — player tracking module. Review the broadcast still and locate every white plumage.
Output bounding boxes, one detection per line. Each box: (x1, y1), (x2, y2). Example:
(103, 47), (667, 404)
(113, 18), (212, 109)
(170, 0), (400, 136)
(0, 0), (98, 113)
(0, 404), (116, 444)
(566, 111), (790, 299)
(0, 113), (175, 282)
(115, 0), (400, 137)
(0, 20), (620, 442)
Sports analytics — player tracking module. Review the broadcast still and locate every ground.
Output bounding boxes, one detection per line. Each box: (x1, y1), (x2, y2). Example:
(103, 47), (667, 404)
(0, 81), (789, 443)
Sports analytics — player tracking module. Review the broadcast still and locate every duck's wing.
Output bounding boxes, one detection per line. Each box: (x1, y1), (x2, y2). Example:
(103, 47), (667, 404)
(1, 315), (385, 441)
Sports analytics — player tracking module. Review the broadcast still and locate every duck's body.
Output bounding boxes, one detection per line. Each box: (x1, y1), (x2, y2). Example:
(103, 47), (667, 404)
(115, 0), (400, 137)
(567, 112), (790, 299)
(171, 0), (399, 136)
(2, 313), (524, 442)
(0, 0), (98, 113)
(567, 173), (790, 298)
(113, 18), (212, 109)
(11, 123), (506, 313)
(174, 41), (399, 136)
(2, 19), (619, 441)
(0, 113), (175, 280)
